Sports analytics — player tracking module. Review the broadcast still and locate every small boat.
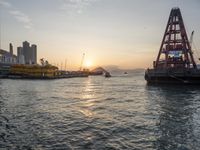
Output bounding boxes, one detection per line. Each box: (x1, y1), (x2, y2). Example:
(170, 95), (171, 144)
(105, 72), (111, 78)
(124, 72), (128, 74)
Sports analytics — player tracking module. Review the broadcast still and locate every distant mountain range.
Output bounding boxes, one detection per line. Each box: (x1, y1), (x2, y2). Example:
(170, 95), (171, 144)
(90, 66), (145, 75)
(103, 65), (144, 71)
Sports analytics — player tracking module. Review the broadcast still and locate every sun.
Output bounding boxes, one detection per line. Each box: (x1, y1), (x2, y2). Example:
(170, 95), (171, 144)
(84, 60), (92, 68)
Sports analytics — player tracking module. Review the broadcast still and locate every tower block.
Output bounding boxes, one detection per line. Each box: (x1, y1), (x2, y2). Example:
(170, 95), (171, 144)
(154, 8), (196, 69)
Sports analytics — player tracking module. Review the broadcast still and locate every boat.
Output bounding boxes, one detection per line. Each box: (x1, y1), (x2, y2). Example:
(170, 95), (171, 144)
(105, 72), (111, 78)
(145, 7), (200, 84)
(9, 64), (59, 79)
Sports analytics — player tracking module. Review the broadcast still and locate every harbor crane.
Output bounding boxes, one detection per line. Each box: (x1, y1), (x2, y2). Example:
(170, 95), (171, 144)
(79, 53), (85, 71)
(189, 31), (200, 61)
(190, 31), (194, 48)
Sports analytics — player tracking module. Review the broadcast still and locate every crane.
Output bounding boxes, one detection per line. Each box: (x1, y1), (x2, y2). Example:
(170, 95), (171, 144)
(190, 31), (200, 61)
(190, 31), (194, 49)
(79, 53), (85, 71)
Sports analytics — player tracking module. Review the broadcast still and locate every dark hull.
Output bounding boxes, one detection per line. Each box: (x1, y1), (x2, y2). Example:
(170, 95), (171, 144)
(145, 76), (200, 84)
(145, 68), (200, 85)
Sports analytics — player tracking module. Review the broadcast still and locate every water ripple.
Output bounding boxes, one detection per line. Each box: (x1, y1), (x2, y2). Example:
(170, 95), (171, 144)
(1, 73), (200, 149)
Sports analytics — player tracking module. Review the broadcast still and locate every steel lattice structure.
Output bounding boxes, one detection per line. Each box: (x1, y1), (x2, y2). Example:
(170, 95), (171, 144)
(154, 7), (196, 69)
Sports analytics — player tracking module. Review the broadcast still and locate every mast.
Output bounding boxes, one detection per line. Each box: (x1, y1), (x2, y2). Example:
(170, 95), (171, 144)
(65, 59), (67, 71)
(155, 7), (197, 69)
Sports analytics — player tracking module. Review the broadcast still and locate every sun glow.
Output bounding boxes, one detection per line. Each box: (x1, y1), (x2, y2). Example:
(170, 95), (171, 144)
(84, 60), (93, 68)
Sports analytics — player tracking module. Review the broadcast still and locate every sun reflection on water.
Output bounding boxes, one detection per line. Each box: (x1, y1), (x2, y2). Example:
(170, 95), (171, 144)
(78, 77), (96, 118)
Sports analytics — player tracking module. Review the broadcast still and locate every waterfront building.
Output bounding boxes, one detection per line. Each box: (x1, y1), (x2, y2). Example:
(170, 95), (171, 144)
(0, 43), (17, 64)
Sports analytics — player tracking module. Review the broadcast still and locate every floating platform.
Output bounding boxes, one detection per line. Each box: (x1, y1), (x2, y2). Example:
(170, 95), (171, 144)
(145, 7), (200, 84)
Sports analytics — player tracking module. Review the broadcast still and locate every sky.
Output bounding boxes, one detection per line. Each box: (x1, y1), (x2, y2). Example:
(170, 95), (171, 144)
(0, 0), (200, 70)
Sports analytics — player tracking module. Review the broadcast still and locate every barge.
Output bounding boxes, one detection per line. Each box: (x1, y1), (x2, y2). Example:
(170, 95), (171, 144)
(145, 7), (200, 84)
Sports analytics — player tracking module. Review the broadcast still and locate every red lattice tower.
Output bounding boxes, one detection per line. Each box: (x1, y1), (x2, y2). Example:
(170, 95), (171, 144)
(154, 7), (196, 69)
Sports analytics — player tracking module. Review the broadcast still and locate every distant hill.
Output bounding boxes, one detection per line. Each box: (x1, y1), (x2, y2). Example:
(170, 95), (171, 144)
(90, 67), (108, 75)
(103, 65), (144, 73)
(91, 67), (106, 73)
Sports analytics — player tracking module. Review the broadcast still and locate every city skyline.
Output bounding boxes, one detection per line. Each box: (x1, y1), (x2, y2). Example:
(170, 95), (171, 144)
(0, 0), (200, 69)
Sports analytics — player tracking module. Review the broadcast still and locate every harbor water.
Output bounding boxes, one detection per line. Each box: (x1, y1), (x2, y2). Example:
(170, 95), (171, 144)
(1, 70), (200, 149)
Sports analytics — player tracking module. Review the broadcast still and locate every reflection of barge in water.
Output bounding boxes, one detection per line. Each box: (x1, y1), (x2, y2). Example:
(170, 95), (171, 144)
(145, 7), (200, 84)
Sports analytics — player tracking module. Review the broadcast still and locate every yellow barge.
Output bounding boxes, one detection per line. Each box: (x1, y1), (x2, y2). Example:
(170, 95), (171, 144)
(10, 64), (59, 79)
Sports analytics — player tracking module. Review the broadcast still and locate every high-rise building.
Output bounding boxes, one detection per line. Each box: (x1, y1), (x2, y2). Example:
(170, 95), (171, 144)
(31, 44), (37, 64)
(17, 46), (25, 64)
(17, 47), (23, 56)
(23, 41), (31, 64)
(18, 41), (37, 64)
(0, 43), (17, 64)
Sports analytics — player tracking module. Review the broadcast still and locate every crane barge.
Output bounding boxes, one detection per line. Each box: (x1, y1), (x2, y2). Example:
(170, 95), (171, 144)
(145, 7), (200, 84)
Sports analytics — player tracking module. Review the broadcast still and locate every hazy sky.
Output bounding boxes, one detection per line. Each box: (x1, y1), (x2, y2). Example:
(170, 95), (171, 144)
(0, 0), (200, 69)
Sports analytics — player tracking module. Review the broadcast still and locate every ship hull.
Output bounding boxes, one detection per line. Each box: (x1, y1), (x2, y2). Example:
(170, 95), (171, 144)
(145, 68), (200, 84)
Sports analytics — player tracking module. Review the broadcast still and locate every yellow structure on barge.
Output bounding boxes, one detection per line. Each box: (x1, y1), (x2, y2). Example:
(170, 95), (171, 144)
(10, 64), (59, 79)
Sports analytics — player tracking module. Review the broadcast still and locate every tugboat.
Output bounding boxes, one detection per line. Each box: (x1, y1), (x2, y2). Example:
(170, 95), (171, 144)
(145, 7), (200, 84)
(105, 71), (111, 78)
